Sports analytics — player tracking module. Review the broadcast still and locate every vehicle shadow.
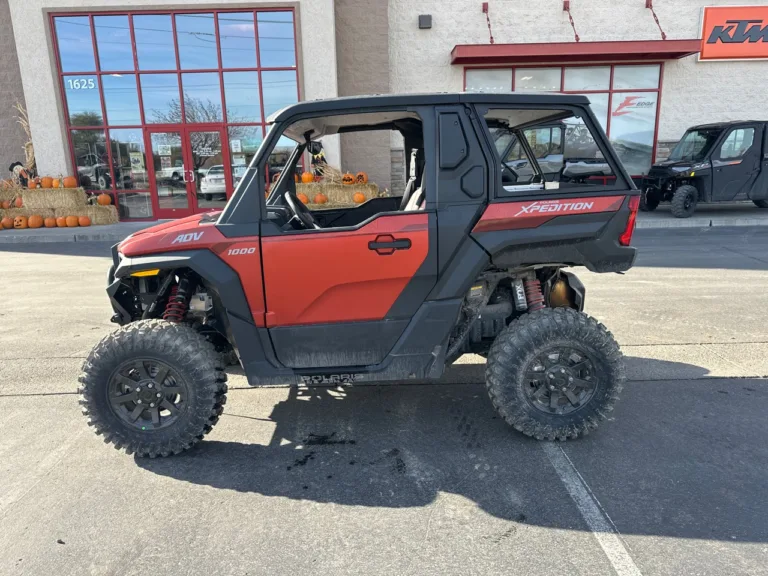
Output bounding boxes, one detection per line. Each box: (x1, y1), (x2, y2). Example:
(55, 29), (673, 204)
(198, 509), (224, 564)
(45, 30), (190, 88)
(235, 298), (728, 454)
(137, 356), (768, 543)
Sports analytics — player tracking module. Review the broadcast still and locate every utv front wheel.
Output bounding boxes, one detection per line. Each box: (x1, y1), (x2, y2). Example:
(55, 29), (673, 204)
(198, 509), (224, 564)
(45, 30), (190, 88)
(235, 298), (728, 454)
(485, 308), (624, 441)
(79, 320), (228, 457)
(639, 189), (659, 212)
(671, 185), (697, 218)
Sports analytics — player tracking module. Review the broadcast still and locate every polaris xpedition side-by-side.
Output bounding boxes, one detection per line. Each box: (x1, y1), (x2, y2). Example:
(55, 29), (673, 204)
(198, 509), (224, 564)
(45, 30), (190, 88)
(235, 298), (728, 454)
(641, 121), (768, 217)
(79, 93), (639, 457)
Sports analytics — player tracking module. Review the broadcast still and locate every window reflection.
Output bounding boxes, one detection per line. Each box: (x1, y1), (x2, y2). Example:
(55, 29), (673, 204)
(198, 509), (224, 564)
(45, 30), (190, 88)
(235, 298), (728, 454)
(55, 17), (96, 72)
(228, 125), (262, 184)
(110, 129), (148, 189)
(257, 12), (296, 68)
(64, 76), (103, 126)
(140, 74), (181, 123)
(117, 192), (153, 219)
(94, 16), (134, 71)
(176, 14), (218, 70)
(71, 129), (110, 190)
(261, 70), (297, 117)
(219, 12), (257, 68)
(102, 75), (142, 125)
(182, 73), (223, 123)
(610, 92), (658, 175)
(224, 72), (261, 122)
(134, 15), (176, 70)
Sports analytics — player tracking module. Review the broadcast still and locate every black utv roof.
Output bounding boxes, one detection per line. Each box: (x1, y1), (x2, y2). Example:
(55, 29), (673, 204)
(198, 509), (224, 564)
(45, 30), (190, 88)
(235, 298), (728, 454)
(268, 92), (592, 123)
(689, 121), (766, 131)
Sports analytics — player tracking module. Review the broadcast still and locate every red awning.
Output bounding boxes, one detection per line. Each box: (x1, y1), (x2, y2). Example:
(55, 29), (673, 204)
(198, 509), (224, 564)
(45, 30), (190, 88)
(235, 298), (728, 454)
(451, 39), (701, 65)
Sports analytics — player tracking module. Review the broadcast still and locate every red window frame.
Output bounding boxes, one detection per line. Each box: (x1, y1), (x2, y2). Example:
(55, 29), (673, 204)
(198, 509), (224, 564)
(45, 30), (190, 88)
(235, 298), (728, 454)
(50, 8), (301, 220)
(463, 62), (665, 177)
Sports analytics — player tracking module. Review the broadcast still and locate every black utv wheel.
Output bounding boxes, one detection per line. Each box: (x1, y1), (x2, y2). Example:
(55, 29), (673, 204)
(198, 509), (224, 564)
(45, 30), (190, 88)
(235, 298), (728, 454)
(639, 189), (659, 212)
(671, 185), (698, 218)
(753, 199), (768, 209)
(485, 308), (625, 441)
(79, 320), (228, 457)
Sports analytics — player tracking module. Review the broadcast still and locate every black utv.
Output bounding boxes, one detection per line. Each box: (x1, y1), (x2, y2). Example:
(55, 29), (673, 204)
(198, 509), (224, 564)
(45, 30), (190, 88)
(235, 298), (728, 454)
(641, 121), (768, 217)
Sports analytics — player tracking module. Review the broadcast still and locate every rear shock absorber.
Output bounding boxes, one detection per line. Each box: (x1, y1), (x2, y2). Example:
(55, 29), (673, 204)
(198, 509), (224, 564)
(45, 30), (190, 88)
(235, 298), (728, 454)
(163, 277), (192, 322)
(524, 278), (545, 312)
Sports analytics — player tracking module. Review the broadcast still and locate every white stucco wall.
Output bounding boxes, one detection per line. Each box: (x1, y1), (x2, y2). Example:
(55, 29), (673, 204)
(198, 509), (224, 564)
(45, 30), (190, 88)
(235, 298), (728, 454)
(8, 0), (338, 176)
(388, 0), (768, 143)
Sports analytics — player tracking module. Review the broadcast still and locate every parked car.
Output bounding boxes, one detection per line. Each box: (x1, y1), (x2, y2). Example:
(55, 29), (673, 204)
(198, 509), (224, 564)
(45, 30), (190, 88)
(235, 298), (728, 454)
(641, 121), (768, 217)
(199, 164), (247, 201)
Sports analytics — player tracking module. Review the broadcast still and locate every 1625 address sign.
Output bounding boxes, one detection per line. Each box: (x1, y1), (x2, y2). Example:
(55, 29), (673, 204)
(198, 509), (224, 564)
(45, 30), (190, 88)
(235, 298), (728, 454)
(67, 78), (96, 90)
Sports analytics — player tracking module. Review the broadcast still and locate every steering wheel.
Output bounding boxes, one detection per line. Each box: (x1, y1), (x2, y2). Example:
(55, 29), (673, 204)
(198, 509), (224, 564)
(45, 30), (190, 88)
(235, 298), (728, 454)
(284, 189), (321, 230)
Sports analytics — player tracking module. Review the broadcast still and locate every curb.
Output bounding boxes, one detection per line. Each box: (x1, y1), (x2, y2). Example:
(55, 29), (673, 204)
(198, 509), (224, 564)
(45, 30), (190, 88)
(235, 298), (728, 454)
(0, 232), (128, 244)
(637, 217), (768, 229)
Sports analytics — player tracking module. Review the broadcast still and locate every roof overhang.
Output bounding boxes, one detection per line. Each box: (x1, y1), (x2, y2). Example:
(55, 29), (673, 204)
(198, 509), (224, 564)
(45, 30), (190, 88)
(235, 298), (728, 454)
(451, 39), (701, 65)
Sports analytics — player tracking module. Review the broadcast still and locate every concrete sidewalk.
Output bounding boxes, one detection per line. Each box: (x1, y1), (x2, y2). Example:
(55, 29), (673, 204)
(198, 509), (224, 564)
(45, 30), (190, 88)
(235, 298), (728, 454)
(0, 202), (767, 243)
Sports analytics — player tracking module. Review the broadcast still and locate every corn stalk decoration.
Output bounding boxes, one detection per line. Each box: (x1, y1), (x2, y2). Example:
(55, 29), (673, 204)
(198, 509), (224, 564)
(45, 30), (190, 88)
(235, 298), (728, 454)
(14, 101), (36, 176)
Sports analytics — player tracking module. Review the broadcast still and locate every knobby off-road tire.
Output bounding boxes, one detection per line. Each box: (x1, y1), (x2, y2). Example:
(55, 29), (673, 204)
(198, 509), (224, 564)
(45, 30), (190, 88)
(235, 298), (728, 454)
(753, 199), (768, 209)
(79, 319), (228, 457)
(485, 308), (625, 441)
(671, 185), (698, 218)
(639, 189), (659, 212)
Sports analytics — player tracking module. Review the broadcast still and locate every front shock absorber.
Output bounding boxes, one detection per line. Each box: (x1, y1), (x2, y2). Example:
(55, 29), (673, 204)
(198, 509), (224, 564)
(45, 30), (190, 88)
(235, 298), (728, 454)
(163, 277), (192, 322)
(524, 278), (545, 312)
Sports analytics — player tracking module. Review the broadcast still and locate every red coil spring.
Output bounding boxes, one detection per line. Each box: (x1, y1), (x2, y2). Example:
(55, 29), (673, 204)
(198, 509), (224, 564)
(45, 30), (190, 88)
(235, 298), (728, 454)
(163, 285), (187, 322)
(524, 279), (545, 312)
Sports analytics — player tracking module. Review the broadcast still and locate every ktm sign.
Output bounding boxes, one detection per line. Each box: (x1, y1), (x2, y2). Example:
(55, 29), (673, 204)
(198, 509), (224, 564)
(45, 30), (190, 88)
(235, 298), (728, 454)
(701, 6), (768, 60)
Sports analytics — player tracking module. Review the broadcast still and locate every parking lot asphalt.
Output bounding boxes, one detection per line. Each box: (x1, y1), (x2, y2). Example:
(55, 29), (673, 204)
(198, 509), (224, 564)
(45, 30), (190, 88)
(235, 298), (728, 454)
(1, 227), (767, 576)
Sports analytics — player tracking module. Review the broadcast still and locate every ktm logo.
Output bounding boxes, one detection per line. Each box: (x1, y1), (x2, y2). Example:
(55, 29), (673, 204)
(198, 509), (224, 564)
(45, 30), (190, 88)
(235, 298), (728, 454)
(707, 19), (768, 44)
(613, 96), (654, 117)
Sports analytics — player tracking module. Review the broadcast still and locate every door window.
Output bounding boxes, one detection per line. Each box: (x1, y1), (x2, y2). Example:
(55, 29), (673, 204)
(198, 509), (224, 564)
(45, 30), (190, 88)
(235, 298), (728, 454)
(717, 128), (755, 160)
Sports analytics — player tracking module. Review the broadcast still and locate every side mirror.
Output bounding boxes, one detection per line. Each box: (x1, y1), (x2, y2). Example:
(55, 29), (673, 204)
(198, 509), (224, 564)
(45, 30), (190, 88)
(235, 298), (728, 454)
(307, 141), (323, 155)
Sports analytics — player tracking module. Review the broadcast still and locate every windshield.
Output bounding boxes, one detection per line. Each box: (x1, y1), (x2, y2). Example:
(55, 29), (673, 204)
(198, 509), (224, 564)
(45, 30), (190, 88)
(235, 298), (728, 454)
(668, 129), (721, 162)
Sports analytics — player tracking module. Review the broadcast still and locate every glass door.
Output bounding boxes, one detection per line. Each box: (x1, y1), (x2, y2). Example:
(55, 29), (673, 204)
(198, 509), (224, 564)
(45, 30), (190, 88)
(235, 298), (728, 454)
(147, 126), (231, 218)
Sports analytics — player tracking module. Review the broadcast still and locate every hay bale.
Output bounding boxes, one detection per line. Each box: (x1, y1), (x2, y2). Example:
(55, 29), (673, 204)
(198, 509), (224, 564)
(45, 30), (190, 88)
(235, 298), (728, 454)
(21, 187), (88, 210)
(54, 205), (118, 225)
(0, 207), (55, 219)
(297, 182), (380, 205)
(0, 186), (23, 204)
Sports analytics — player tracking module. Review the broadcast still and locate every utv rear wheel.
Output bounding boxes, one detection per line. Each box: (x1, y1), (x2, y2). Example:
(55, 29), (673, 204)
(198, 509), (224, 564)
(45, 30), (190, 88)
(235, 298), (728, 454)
(639, 189), (659, 212)
(671, 185), (698, 218)
(753, 199), (768, 209)
(485, 308), (624, 441)
(79, 319), (228, 457)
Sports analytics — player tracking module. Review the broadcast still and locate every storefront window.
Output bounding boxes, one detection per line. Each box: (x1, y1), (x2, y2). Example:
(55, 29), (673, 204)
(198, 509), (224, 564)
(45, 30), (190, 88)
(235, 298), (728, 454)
(466, 69), (512, 93)
(514, 68), (561, 91)
(610, 92), (658, 175)
(466, 63), (662, 175)
(53, 8), (299, 220)
(94, 16), (134, 71)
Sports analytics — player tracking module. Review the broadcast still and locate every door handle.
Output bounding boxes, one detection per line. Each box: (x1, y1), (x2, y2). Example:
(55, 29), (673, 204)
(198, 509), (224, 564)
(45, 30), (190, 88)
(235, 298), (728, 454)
(368, 234), (411, 255)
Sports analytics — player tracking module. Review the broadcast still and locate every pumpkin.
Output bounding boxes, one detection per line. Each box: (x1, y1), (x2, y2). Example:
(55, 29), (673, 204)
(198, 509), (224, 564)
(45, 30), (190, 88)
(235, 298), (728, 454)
(40, 177), (53, 189)
(56, 216), (67, 227)
(353, 192), (366, 204)
(271, 172), (280, 183)
(301, 171), (314, 184)
(1, 217), (13, 229)
(44, 217), (57, 228)
(313, 193), (328, 205)
(79, 215), (92, 227)
(355, 172), (368, 184)
(66, 215), (79, 227)
(28, 178), (37, 189)
(62, 176), (77, 188)
(341, 172), (355, 185)
(97, 193), (111, 206)
(28, 214), (43, 229)
(1, 200), (9, 209)
(294, 173), (299, 183)
(52, 178), (61, 188)
(13, 216), (28, 229)
(296, 192), (309, 204)
(13, 196), (22, 208)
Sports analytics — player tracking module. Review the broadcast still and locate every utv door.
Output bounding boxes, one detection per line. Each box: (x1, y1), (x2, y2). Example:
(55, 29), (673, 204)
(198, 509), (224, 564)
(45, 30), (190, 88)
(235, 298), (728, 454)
(748, 124), (768, 202)
(712, 124), (762, 201)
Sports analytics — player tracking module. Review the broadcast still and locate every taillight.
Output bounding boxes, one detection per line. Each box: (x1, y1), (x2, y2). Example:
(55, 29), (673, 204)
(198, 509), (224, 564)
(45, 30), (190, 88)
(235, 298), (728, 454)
(619, 195), (640, 246)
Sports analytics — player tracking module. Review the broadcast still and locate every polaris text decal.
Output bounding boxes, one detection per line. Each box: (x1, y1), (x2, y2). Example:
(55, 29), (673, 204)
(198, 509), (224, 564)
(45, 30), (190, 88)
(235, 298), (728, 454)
(299, 374), (364, 385)
(171, 232), (204, 244)
(514, 200), (595, 217)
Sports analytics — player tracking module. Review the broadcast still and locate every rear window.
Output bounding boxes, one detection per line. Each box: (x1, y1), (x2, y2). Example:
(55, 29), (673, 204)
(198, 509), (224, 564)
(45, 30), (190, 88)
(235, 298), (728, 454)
(483, 108), (621, 195)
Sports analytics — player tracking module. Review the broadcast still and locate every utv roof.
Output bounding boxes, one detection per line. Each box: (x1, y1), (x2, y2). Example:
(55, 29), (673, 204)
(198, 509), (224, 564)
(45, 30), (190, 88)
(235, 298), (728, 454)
(267, 92), (592, 123)
(689, 121), (765, 130)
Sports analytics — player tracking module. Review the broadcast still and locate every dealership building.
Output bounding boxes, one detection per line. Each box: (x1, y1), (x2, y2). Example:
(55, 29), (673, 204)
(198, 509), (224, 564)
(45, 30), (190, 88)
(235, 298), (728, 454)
(2, 0), (768, 221)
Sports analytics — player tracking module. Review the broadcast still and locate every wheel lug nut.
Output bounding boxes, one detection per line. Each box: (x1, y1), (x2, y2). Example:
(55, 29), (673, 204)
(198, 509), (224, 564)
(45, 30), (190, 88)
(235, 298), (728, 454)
(560, 369), (565, 373)
(568, 377), (573, 382)
(135, 387), (141, 392)
(549, 385), (555, 390)
(137, 399), (142, 404)
(156, 393), (162, 398)
(548, 374), (554, 379)
(147, 383), (153, 388)
(150, 403), (155, 408)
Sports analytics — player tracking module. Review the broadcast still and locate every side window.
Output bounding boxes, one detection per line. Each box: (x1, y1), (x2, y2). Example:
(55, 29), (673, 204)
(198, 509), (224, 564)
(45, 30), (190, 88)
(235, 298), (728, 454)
(718, 128), (755, 160)
(483, 108), (620, 193)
